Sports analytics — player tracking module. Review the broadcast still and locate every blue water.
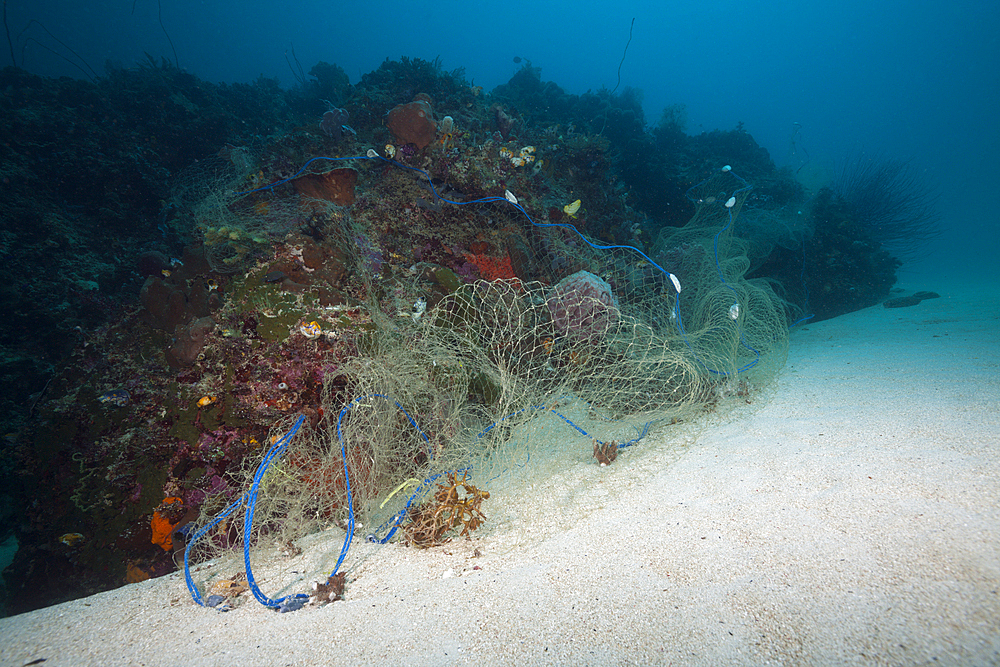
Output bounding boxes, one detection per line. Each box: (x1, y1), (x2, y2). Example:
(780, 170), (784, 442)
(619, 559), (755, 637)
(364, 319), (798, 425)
(8, 0), (997, 282)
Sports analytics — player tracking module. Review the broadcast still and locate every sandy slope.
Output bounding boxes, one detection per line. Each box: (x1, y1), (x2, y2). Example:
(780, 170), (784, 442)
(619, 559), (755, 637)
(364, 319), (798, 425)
(2, 285), (997, 666)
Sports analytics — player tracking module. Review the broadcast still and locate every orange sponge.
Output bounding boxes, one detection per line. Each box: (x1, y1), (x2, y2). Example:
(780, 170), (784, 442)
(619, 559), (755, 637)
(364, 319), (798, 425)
(125, 559), (151, 584)
(151, 497), (183, 551)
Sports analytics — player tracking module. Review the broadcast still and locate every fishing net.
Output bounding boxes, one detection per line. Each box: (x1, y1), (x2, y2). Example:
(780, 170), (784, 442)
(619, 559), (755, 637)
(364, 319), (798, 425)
(170, 146), (357, 273)
(181, 157), (789, 609)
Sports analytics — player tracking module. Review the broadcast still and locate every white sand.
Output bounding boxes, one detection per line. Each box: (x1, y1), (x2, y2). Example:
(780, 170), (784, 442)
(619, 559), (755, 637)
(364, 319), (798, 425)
(2, 284), (998, 666)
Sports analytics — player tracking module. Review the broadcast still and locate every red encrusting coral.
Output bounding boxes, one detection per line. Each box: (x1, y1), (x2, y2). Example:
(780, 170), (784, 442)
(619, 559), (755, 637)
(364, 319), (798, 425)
(462, 252), (517, 281)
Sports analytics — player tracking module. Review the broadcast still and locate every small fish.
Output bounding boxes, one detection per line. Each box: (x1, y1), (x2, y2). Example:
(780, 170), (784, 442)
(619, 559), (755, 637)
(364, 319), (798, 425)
(98, 389), (130, 407)
(59, 532), (85, 547)
(300, 321), (322, 339)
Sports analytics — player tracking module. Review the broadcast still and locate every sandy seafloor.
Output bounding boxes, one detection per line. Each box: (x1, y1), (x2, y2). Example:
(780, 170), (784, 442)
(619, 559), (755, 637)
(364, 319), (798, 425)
(2, 281), (998, 667)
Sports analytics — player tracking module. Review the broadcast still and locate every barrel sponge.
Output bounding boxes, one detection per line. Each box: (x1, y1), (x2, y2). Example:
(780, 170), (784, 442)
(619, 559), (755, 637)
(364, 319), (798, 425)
(386, 96), (437, 149)
(546, 270), (619, 342)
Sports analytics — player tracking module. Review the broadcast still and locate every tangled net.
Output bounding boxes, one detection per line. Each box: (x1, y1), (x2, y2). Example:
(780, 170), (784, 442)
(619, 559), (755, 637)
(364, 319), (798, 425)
(182, 155), (790, 610)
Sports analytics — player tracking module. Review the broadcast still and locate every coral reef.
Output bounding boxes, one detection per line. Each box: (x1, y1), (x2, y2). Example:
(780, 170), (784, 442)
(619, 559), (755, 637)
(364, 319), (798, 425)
(833, 154), (941, 256)
(751, 188), (902, 321)
(139, 246), (221, 334)
(593, 439), (619, 466)
(309, 572), (346, 604)
(308, 62), (351, 105)
(150, 497), (185, 550)
(462, 251), (517, 281)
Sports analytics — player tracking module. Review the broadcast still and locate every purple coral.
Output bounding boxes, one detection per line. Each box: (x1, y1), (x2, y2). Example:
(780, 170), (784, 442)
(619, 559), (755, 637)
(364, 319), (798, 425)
(546, 270), (620, 342)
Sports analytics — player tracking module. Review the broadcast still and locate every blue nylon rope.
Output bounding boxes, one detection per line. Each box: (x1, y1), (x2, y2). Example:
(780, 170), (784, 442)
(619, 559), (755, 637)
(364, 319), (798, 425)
(329, 393), (431, 576)
(242, 414), (306, 608)
(184, 414), (305, 608)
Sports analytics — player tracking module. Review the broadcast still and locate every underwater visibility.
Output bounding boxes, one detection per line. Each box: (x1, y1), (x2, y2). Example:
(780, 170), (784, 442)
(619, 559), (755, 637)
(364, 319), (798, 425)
(0, 7), (951, 616)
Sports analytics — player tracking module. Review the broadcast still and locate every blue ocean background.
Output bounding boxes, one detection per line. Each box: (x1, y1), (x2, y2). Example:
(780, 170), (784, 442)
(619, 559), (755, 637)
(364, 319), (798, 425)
(8, 0), (998, 283)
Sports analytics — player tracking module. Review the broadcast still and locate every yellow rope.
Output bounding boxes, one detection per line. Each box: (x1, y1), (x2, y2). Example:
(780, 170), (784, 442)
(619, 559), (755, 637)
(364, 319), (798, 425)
(380, 478), (420, 508)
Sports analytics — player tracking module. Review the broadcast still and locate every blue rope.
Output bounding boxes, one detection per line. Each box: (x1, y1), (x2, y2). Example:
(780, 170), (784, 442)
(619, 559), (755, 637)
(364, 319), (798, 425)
(329, 393), (430, 575)
(183, 489), (249, 607)
(242, 414), (307, 609)
(183, 414), (305, 608)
